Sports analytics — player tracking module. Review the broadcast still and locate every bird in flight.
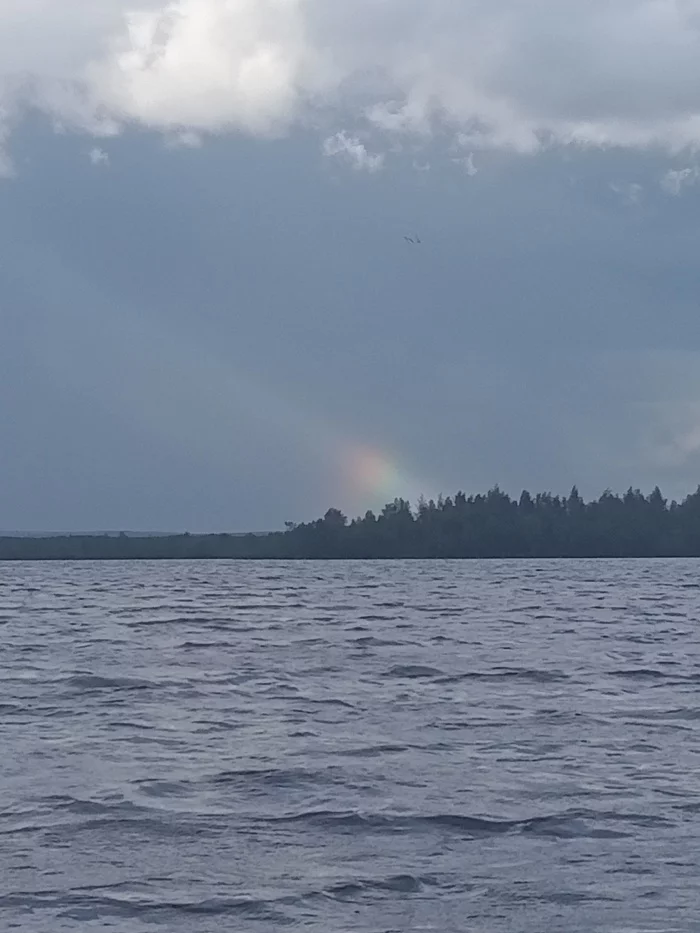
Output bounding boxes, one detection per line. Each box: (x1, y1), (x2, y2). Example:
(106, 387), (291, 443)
(404, 234), (422, 244)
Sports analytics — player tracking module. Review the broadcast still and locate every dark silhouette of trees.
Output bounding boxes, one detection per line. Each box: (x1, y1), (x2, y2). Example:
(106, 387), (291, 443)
(5, 484), (700, 560)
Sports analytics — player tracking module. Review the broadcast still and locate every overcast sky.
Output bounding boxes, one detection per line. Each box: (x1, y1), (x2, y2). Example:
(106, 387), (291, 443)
(3, 0), (700, 532)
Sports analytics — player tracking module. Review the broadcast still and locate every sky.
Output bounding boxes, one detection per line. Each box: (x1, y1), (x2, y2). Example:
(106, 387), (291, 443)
(3, 0), (700, 532)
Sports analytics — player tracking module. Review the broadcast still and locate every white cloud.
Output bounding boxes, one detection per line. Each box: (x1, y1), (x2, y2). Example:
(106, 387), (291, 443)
(609, 181), (643, 205)
(322, 131), (384, 173)
(83, 0), (322, 136)
(6, 1), (700, 157)
(453, 152), (478, 177)
(88, 146), (110, 166)
(661, 165), (700, 195)
(165, 130), (203, 148)
(0, 116), (14, 179)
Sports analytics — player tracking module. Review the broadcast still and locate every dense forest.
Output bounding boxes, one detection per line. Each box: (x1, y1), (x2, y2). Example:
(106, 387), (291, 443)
(4, 484), (700, 560)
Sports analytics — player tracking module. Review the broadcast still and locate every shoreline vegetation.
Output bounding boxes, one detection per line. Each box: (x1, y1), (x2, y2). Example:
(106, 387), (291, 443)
(4, 484), (700, 561)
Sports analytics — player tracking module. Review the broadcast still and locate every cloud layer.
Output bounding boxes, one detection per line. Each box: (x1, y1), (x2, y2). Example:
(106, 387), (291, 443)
(4, 0), (700, 163)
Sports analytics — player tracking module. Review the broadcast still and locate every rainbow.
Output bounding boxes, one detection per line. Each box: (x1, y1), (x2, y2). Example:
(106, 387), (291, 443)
(51, 281), (436, 519)
(340, 444), (429, 512)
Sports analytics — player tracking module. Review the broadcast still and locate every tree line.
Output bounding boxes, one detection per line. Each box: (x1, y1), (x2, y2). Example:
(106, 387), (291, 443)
(4, 484), (700, 560)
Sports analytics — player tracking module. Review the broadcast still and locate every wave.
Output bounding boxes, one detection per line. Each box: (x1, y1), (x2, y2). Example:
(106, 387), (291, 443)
(387, 665), (444, 679)
(58, 674), (155, 693)
(40, 795), (148, 817)
(209, 766), (341, 788)
(611, 669), (700, 684)
(351, 635), (404, 647)
(436, 668), (569, 684)
(177, 640), (237, 649)
(374, 665), (569, 684)
(43, 814), (222, 841)
(324, 873), (436, 898)
(0, 872), (441, 921)
(16, 795), (225, 840)
(0, 892), (290, 924)
(610, 668), (669, 680)
(332, 743), (408, 758)
(260, 807), (671, 839)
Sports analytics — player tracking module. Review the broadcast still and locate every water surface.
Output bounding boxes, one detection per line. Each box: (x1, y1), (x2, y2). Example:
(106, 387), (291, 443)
(2, 559), (700, 932)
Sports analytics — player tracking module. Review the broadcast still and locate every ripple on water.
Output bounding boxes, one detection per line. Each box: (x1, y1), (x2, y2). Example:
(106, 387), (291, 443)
(2, 558), (700, 933)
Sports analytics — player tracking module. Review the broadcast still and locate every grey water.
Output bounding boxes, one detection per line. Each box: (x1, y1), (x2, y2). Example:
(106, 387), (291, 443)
(2, 559), (700, 933)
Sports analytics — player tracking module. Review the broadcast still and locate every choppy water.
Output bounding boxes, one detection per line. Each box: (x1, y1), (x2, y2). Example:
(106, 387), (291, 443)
(2, 559), (700, 932)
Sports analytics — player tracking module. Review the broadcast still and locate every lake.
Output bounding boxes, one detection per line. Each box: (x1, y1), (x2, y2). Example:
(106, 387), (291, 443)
(2, 559), (700, 932)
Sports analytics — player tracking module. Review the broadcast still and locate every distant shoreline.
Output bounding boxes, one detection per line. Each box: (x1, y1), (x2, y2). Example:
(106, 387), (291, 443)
(5, 481), (700, 561)
(2, 550), (699, 563)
